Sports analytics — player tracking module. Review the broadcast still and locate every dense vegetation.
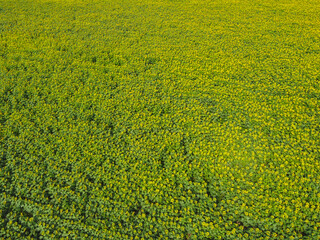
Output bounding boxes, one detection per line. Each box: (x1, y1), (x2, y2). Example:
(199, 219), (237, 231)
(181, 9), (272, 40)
(0, 0), (319, 239)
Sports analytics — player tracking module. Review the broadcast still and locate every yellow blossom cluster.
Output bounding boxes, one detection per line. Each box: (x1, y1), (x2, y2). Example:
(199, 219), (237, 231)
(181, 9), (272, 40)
(0, 0), (319, 239)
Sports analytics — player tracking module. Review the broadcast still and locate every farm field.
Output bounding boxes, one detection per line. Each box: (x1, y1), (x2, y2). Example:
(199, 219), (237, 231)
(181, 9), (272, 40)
(0, 0), (320, 239)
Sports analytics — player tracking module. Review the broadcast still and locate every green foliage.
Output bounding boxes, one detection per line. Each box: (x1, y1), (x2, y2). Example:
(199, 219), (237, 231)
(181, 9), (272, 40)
(0, 0), (319, 239)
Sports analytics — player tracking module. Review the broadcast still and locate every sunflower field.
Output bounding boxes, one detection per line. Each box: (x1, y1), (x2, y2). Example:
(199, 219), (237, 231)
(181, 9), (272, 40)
(0, 0), (319, 239)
